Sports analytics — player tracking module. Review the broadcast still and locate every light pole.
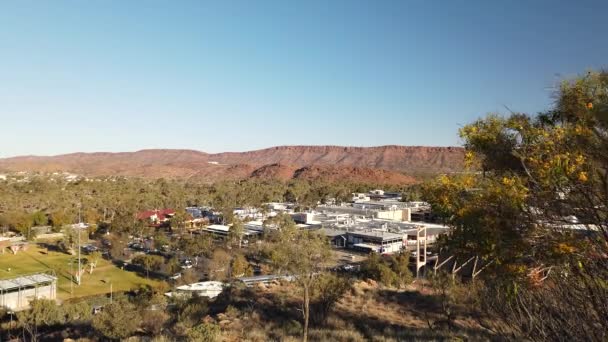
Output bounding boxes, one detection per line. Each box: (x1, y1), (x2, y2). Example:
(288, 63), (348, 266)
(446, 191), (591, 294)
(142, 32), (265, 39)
(69, 258), (73, 296)
(77, 203), (82, 286)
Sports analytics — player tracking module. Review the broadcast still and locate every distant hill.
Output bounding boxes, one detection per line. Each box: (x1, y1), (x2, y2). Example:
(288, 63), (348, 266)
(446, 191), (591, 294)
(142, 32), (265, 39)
(0, 145), (464, 184)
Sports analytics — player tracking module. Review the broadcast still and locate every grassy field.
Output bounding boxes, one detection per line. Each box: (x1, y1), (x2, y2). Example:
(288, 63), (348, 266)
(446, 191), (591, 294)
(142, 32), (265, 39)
(0, 244), (161, 301)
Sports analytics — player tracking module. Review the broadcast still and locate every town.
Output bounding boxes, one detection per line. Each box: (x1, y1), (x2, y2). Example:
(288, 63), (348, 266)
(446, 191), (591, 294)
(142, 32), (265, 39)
(1, 1), (606, 341)
(1, 182), (452, 308)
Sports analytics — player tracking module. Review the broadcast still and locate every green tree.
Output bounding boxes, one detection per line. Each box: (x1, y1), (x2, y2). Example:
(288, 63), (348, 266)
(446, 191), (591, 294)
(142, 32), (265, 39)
(228, 219), (244, 248)
(49, 210), (73, 230)
(230, 253), (252, 278)
(5, 211), (34, 239)
(133, 254), (164, 278)
(309, 274), (350, 326)
(92, 300), (141, 340)
(88, 250), (102, 274)
(16, 299), (63, 342)
(30, 211), (48, 226)
(187, 322), (220, 342)
(270, 222), (332, 342)
(390, 252), (413, 288)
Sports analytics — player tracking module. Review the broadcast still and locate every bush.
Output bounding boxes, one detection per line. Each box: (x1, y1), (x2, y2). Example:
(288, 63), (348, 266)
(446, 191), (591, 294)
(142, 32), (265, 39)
(187, 322), (220, 342)
(362, 252), (413, 288)
(92, 300), (140, 340)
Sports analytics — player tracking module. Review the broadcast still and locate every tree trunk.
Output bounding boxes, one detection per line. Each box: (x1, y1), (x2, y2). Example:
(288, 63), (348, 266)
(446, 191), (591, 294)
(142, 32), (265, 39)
(303, 284), (310, 342)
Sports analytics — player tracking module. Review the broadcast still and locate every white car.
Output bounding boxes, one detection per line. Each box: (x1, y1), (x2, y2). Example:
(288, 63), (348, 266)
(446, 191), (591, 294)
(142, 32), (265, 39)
(169, 273), (182, 280)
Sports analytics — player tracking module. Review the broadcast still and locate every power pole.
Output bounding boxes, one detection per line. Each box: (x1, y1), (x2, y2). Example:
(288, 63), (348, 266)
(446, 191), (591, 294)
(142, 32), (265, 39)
(77, 204), (82, 286)
(77, 227), (81, 285)
(70, 258), (73, 296)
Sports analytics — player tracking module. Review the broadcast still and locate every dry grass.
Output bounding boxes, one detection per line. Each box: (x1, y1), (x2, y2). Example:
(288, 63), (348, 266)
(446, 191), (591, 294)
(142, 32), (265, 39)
(207, 279), (494, 341)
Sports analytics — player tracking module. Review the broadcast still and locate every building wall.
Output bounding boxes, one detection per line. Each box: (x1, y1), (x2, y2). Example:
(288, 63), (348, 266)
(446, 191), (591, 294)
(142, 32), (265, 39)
(380, 242), (403, 254)
(0, 283), (56, 310)
(374, 208), (411, 222)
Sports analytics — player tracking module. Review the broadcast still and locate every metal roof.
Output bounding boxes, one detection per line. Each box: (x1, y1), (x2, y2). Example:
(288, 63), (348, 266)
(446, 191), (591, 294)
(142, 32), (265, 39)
(0, 273), (57, 291)
(347, 230), (404, 240)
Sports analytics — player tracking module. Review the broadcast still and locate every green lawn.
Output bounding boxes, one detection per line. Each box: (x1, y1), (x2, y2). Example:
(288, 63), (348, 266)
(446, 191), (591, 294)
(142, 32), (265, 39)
(0, 244), (161, 301)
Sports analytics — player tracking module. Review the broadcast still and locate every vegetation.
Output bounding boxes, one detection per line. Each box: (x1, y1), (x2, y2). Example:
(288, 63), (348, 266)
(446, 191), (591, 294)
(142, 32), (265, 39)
(361, 252), (413, 288)
(423, 70), (608, 341)
(268, 217), (332, 342)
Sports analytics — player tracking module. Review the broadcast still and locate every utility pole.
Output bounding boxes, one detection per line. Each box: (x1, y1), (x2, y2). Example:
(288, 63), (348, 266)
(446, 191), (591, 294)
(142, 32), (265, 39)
(77, 204), (82, 286)
(69, 258), (73, 296)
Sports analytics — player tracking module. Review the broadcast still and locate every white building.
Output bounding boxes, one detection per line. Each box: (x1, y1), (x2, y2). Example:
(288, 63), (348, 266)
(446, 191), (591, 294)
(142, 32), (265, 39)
(0, 273), (57, 310)
(351, 193), (371, 202)
(165, 281), (225, 299)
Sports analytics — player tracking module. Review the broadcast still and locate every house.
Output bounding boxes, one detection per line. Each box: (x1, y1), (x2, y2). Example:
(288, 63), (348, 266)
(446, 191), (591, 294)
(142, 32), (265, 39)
(136, 209), (176, 226)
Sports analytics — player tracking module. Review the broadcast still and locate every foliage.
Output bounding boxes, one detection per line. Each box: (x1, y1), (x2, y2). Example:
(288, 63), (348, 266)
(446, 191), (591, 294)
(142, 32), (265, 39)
(169, 295), (210, 329)
(230, 253), (252, 278)
(309, 273), (351, 326)
(361, 252), (413, 288)
(270, 220), (332, 342)
(133, 254), (165, 278)
(92, 300), (141, 340)
(423, 70), (608, 340)
(16, 299), (92, 341)
(30, 211), (48, 226)
(187, 322), (220, 342)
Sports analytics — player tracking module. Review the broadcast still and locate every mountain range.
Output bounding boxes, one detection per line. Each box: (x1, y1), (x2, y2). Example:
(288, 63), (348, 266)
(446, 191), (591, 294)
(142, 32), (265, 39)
(0, 145), (464, 185)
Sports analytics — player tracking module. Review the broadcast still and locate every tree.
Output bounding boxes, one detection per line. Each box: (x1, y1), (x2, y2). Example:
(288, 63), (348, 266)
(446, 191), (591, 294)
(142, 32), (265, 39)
(88, 250), (102, 274)
(187, 322), (220, 342)
(133, 254), (164, 278)
(92, 300), (140, 340)
(206, 249), (231, 281)
(30, 211), (48, 226)
(390, 252), (413, 288)
(49, 210), (73, 230)
(423, 70), (608, 341)
(5, 211), (34, 239)
(309, 274), (350, 326)
(83, 207), (101, 225)
(16, 299), (63, 342)
(270, 223), (332, 342)
(230, 253), (252, 278)
(228, 219), (244, 248)
(171, 209), (189, 235)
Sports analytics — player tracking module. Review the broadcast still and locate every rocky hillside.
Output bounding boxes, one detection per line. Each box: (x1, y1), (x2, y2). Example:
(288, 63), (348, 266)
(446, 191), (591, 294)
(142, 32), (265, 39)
(210, 145), (463, 174)
(0, 145), (464, 184)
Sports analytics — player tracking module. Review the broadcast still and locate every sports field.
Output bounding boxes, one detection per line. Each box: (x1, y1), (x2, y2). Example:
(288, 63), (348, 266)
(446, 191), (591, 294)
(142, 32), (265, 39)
(0, 244), (160, 301)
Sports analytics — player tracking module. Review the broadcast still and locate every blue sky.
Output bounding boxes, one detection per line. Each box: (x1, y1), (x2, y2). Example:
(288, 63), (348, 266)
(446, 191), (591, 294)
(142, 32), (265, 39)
(1, 0), (606, 157)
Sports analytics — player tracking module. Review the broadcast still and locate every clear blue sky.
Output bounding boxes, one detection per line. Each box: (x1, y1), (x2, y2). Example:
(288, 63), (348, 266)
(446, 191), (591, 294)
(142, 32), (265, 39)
(1, 0), (606, 157)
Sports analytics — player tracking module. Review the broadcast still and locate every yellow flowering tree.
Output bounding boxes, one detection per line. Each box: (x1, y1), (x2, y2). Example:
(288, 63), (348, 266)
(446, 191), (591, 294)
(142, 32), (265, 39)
(423, 71), (608, 340)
